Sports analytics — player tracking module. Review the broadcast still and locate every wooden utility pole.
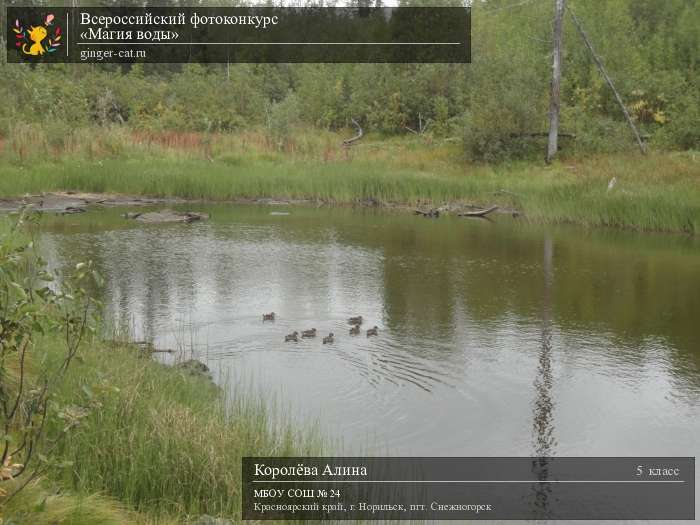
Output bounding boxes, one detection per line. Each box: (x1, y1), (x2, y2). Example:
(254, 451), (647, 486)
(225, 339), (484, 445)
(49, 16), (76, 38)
(568, 9), (646, 154)
(546, 0), (566, 163)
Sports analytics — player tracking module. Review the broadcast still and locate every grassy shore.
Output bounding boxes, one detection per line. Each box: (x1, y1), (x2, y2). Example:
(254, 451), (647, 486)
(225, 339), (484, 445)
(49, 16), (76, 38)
(58, 342), (321, 521)
(1, 336), (321, 524)
(1, 127), (699, 234)
(0, 216), (322, 524)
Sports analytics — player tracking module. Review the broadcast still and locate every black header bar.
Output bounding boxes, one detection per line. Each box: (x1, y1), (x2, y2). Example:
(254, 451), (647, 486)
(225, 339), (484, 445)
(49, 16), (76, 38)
(6, 7), (471, 64)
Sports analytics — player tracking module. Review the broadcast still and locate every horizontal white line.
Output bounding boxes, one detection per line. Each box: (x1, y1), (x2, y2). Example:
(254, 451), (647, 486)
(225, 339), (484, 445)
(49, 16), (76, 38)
(252, 480), (686, 484)
(76, 42), (463, 46)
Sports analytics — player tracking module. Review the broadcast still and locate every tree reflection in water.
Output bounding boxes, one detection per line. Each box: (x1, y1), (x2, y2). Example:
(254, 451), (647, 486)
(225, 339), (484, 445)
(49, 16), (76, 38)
(532, 236), (557, 517)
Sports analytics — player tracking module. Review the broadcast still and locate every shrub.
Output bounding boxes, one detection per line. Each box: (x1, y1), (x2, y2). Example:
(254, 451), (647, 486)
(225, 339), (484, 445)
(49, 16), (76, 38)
(266, 93), (301, 150)
(0, 211), (102, 504)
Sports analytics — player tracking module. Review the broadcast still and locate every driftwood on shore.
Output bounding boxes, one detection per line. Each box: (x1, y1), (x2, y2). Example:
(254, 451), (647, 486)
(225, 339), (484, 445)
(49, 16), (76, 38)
(414, 205), (500, 219)
(457, 206), (500, 218)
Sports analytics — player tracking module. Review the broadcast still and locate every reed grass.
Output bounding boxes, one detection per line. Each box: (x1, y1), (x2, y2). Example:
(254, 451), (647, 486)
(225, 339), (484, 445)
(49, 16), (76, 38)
(42, 339), (322, 522)
(0, 126), (698, 234)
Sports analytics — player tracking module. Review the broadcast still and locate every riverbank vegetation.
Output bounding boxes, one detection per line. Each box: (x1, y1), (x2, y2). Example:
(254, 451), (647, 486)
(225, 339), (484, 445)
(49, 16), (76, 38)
(1, 127), (698, 234)
(0, 215), (321, 523)
(1, 0), (698, 233)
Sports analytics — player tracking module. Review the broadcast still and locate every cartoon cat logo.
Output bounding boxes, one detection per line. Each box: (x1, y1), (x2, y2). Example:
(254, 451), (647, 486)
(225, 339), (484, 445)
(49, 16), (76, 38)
(13, 14), (62, 58)
(24, 25), (48, 55)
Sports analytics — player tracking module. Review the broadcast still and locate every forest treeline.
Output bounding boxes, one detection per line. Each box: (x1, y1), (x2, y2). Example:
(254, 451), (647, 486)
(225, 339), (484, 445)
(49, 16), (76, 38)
(0, 0), (698, 160)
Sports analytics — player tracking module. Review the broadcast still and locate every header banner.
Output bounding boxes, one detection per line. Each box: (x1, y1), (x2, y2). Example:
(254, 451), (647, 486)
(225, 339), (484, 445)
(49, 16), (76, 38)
(6, 7), (471, 64)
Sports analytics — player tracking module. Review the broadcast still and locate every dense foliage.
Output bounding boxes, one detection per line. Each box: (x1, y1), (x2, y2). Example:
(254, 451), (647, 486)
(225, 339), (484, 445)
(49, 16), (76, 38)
(0, 0), (698, 160)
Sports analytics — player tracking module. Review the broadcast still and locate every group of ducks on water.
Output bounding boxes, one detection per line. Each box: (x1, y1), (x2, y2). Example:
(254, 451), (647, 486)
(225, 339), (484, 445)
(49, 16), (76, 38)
(262, 313), (378, 344)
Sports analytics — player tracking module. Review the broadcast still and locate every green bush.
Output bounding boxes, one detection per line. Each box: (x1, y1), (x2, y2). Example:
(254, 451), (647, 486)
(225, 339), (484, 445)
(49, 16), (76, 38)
(267, 93), (301, 149)
(562, 105), (638, 155)
(652, 89), (700, 150)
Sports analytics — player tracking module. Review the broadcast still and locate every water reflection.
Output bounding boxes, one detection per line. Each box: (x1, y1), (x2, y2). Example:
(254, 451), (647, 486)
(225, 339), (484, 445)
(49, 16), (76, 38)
(531, 236), (556, 517)
(38, 205), (700, 514)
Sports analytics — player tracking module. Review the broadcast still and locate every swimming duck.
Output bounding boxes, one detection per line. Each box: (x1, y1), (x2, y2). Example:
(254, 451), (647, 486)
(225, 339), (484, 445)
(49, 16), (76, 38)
(262, 312), (275, 321)
(348, 316), (363, 325)
(285, 331), (299, 342)
(301, 328), (317, 338)
(322, 333), (334, 344)
(366, 326), (379, 337)
(349, 325), (361, 336)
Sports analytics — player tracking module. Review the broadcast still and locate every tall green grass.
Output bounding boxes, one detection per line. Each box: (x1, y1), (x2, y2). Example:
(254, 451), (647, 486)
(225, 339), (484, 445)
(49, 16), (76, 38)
(44, 340), (322, 521)
(1, 126), (698, 233)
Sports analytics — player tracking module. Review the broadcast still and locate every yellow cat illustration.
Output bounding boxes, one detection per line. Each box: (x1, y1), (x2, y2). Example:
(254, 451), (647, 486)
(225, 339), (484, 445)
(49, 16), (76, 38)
(22, 25), (48, 56)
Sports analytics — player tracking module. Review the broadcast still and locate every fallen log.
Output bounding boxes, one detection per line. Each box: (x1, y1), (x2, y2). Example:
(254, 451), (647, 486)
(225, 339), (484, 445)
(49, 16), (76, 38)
(509, 132), (576, 139)
(458, 205), (499, 218)
(342, 118), (364, 147)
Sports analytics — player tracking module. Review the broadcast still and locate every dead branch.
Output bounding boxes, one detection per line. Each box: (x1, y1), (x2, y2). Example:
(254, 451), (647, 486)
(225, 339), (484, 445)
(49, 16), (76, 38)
(458, 206), (500, 218)
(342, 118), (364, 147)
(511, 132), (575, 139)
(568, 7), (646, 154)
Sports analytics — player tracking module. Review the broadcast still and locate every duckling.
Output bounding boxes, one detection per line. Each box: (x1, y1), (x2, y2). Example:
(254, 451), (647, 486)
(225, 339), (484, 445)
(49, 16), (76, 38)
(262, 312), (276, 321)
(366, 326), (379, 337)
(322, 333), (334, 344)
(301, 328), (317, 338)
(348, 316), (363, 325)
(284, 331), (299, 342)
(349, 325), (361, 336)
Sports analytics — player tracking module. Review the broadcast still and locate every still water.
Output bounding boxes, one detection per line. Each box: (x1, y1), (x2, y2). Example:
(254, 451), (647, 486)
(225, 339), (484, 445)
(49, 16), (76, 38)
(40, 205), (699, 520)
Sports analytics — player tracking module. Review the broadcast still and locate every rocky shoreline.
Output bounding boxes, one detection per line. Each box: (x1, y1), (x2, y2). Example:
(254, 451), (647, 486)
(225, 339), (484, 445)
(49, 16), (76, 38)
(0, 191), (518, 218)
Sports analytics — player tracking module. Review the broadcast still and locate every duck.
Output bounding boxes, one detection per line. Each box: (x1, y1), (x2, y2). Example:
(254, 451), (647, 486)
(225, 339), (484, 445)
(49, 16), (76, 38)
(262, 312), (275, 321)
(284, 331), (299, 342)
(348, 316), (363, 325)
(349, 325), (361, 336)
(366, 326), (379, 337)
(322, 333), (334, 344)
(301, 328), (317, 338)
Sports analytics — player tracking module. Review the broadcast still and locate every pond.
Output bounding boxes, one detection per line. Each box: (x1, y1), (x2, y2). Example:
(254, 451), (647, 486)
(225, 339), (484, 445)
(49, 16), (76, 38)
(39, 204), (700, 521)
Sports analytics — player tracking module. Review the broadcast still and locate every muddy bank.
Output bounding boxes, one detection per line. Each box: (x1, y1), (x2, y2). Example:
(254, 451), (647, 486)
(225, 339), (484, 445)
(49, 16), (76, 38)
(0, 192), (322, 214)
(0, 192), (191, 213)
